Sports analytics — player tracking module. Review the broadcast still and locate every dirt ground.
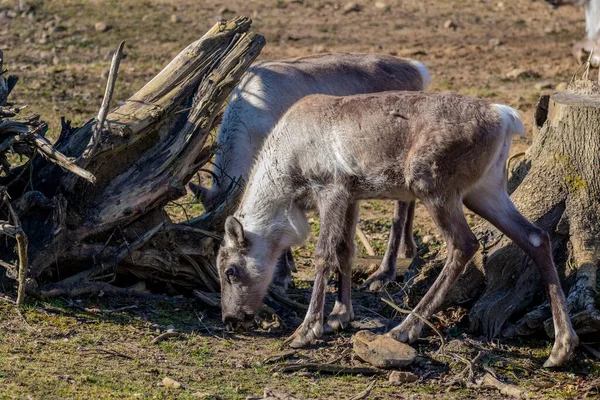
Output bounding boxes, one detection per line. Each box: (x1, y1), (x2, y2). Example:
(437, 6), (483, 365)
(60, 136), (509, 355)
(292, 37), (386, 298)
(0, 0), (599, 399)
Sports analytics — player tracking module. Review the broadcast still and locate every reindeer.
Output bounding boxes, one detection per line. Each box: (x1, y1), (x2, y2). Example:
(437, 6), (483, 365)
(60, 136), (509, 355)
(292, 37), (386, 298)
(543, 0), (600, 66)
(190, 53), (430, 290)
(217, 91), (578, 368)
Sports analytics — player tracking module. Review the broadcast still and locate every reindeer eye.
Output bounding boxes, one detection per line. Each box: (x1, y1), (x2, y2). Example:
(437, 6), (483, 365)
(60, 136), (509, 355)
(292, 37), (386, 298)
(226, 268), (235, 277)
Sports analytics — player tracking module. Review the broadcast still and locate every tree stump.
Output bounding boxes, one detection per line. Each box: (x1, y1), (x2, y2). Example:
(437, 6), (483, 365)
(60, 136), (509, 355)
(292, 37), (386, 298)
(0, 17), (266, 298)
(399, 80), (600, 340)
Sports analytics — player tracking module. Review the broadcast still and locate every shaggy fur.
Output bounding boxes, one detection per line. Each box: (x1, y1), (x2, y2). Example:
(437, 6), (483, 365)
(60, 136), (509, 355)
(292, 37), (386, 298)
(218, 91), (578, 368)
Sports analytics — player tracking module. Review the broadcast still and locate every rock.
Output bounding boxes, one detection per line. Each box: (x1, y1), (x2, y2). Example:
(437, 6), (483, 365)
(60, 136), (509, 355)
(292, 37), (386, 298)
(505, 68), (540, 80)
(535, 81), (552, 90)
(374, 2), (390, 11)
(421, 235), (434, 244)
(556, 82), (568, 91)
(352, 330), (417, 368)
(165, 324), (175, 331)
(343, 2), (363, 14)
(488, 38), (502, 48)
(443, 19), (456, 30)
(94, 22), (109, 32)
(312, 44), (327, 53)
(52, 56), (59, 66)
(141, 14), (151, 22)
(389, 371), (419, 384)
(170, 14), (181, 23)
(162, 377), (182, 389)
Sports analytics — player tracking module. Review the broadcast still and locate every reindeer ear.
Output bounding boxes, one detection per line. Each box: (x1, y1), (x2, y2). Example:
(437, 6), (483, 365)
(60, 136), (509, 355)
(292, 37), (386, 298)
(224, 216), (246, 248)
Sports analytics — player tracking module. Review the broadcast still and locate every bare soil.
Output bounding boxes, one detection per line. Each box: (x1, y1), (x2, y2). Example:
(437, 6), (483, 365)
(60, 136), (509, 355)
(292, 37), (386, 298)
(0, 0), (599, 399)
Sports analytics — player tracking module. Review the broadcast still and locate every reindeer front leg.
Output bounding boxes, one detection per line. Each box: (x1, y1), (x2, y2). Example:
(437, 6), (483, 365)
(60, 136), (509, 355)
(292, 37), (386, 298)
(286, 191), (354, 348)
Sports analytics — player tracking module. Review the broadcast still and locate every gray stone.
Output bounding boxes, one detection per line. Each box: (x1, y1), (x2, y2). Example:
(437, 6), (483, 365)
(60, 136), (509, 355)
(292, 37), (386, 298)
(343, 2), (363, 14)
(535, 81), (552, 90)
(556, 82), (568, 91)
(389, 371), (419, 384)
(352, 330), (417, 368)
(94, 22), (109, 32)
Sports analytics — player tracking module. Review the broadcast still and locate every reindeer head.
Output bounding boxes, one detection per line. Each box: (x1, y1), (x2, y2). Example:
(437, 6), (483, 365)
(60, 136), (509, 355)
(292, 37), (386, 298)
(218, 215), (276, 329)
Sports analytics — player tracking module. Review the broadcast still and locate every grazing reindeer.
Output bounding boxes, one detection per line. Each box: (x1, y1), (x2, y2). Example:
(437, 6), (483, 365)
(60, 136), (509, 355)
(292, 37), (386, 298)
(190, 53), (430, 289)
(217, 91), (578, 367)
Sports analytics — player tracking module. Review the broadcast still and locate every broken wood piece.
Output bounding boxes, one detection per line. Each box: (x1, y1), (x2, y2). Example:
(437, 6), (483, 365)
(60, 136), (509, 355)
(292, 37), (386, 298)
(262, 349), (298, 364)
(31, 133), (96, 183)
(349, 379), (377, 400)
(476, 373), (527, 399)
(276, 362), (383, 376)
(81, 40), (125, 161)
(193, 289), (220, 308)
(582, 343), (600, 360)
(247, 388), (303, 400)
(151, 331), (183, 344)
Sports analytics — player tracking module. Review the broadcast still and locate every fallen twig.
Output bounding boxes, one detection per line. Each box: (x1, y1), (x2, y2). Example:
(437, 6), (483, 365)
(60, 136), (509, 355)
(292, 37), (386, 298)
(263, 349), (298, 364)
(356, 227), (375, 257)
(276, 362), (383, 376)
(349, 379), (377, 400)
(151, 331), (183, 344)
(582, 343), (600, 360)
(80, 348), (133, 360)
(193, 289), (220, 308)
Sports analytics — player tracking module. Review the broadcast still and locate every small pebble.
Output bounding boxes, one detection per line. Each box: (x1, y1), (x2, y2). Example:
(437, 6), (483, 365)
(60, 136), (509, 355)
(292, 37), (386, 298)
(535, 81), (552, 90)
(343, 2), (363, 14)
(170, 14), (181, 23)
(162, 377), (182, 389)
(389, 370), (419, 384)
(443, 19), (456, 30)
(488, 38), (502, 48)
(422, 235), (434, 244)
(374, 2), (390, 11)
(94, 22), (109, 32)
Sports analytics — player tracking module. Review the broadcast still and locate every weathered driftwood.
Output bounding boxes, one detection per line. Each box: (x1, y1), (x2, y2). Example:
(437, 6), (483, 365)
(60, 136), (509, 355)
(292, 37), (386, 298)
(0, 17), (266, 298)
(398, 79), (600, 340)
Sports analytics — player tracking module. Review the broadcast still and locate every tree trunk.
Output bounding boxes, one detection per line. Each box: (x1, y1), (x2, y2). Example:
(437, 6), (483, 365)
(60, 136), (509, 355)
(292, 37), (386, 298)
(399, 80), (600, 340)
(0, 17), (265, 297)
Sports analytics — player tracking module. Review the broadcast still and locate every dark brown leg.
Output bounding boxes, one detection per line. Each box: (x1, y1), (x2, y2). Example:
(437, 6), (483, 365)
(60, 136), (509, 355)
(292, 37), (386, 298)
(272, 248), (296, 290)
(326, 202), (359, 332)
(464, 191), (578, 367)
(387, 197), (479, 343)
(286, 190), (353, 348)
(362, 200), (416, 291)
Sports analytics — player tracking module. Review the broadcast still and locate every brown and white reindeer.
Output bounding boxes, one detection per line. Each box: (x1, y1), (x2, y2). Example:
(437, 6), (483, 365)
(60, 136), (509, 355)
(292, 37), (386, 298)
(217, 91), (579, 367)
(190, 53), (430, 289)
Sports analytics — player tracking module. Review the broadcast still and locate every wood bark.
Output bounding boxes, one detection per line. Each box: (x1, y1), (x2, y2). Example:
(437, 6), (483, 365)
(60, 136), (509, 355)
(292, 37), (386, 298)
(398, 80), (600, 339)
(0, 17), (265, 297)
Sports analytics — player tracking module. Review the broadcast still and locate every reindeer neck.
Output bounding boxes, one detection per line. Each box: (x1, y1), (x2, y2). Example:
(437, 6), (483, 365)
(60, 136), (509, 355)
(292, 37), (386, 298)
(236, 150), (307, 249)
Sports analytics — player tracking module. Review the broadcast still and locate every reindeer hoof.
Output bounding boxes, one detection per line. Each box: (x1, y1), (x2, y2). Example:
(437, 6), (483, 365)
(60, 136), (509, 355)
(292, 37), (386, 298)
(285, 319), (323, 348)
(398, 243), (417, 259)
(572, 39), (600, 67)
(361, 270), (396, 292)
(543, 330), (579, 368)
(324, 301), (354, 334)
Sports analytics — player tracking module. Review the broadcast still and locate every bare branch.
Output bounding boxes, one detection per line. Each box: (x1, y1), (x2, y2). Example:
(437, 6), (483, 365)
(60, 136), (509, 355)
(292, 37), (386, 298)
(31, 133), (96, 183)
(81, 41), (125, 161)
